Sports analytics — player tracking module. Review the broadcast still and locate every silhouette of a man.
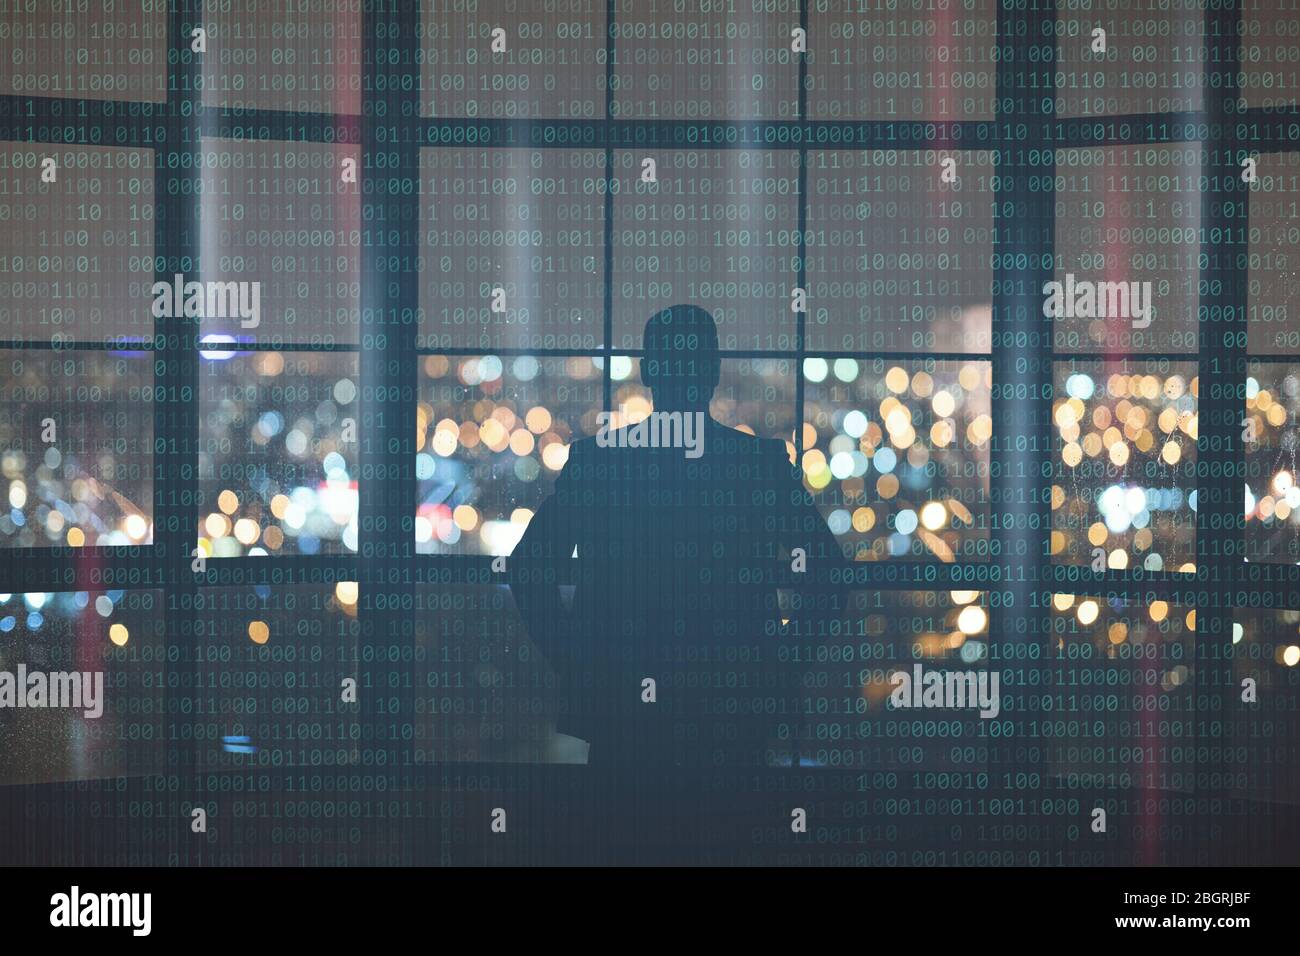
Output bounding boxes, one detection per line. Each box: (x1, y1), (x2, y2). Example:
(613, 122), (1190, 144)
(511, 304), (844, 773)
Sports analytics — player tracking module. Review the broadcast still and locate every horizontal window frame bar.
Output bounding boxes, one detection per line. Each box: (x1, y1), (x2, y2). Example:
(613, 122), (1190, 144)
(415, 346), (994, 361)
(1, 93), (1298, 152)
(6, 547), (1300, 602)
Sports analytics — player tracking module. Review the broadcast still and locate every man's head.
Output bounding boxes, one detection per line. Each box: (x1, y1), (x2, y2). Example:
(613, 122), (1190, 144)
(640, 304), (721, 412)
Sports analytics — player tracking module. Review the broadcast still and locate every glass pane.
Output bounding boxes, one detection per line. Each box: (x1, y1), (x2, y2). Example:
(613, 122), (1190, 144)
(803, 358), (992, 561)
(806, 0), (998, 121)
(416, 354), (603, 554)
(193, 584), (360, 770)
(1052, 359), (1198, 571)
(199, 350), (359, 557)
(1055, 1), (1205, 118)
(418, 148), (606, 350)
(1052, 144), (1201, 354)
(200, 138), (361, 346)
(0, 144), (155, 345)
(805, 148), (994, 354)
(0, 349), (153, 548)
(412, 584), (565, 763)
(419, 0), (607, 119)
(611, 149), (800, 350)
(1245, 363), (1300, 563)
(800, 590), (992, 777)
(0, 1), (166, 103)
(201, 0), (363, 114)
(1240, 0), (1300, 110)
(1231, 608), (1300, 805)
(611, 0), (799, 121)
(0, 588), (164, 785)
(1047, 594), (1196, 791)
(1247, 152), (1300, 356)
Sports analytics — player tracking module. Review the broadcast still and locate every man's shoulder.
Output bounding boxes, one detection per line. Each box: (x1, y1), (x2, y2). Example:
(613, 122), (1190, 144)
(708, 423), (783, 454)
(562, 434), (599, 463)
(556, 434), (616, 478)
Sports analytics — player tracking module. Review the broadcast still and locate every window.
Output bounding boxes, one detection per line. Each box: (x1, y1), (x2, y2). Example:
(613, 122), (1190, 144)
(611, 0), (800, 121)
(0, 588), (164, 785)
(805, 148), (995, 353)
(0, 2), (167, 103)
(419, 0), (606, 119)
(202, 0), (363, 114)
(193, 583), (360, 770)
(611, 149), (800, 350)
(0, 0), (1293, 864)
(1247, 151), (1300, 563)
(199, 139), (361, 345)
(805, 0), (998, 121)
(418, 148), (605, 350)
(0, 350), (153, 548)
(0, 144), (155, 344)
(1231, 607), (1300, 805)
(1054, 1), (1205, 118)
(1241, 0), (1300, 110)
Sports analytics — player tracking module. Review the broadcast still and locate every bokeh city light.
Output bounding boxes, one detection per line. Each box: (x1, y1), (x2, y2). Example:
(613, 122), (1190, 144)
(804, 359), (992, 561)
(1052, 364), (1198, 571)
(0, 351), (153, 548)
(1245, 367), (1300, 562)
(198, 350), (358, 558)
(417, 355), (603, 555)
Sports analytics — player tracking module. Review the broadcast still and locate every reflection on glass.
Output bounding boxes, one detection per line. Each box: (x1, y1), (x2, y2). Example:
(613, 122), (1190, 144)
(1052, 144), (1201, 354)
(1247, 153), (1300, 356)
(200, 138), (361, 344)
(611, 0), (799, 121)
(804, 359), (991, 561)
(1052, 361), (1197, 571)
(0, 3), (167, 103)
(0, 144), (155, 345)
(418, 148), (606, 350)
(806, 0), (998, 121)
(201, 0), (362, 114)
(1233, 608), (1300, 675)
(805, 149), (994, 353)
(1054, 3), (1204, 118)
(0, 588), (164, 785)
(1047, 594), (1194, 791)
(1240, 0), (1300, 110)
(801, 590), (991, 772)
(612, 149), (800, 351)
(0, 350), (153, 548)
(416, 354), (603, 555)
(419, 0), (606, 118)
(198, 351), (359, 557)
(1230, 607), (1300, 805)
(194, 584), (359, 770)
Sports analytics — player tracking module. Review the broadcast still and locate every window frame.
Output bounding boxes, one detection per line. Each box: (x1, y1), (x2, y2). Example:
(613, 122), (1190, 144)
(0, 0), (1287, 800)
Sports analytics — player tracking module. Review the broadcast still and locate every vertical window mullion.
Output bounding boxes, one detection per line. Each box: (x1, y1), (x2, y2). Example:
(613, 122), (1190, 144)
(360, 0), (422, 782)
(994, 0), (1057, 818)
(1198, 0), (1250, 813)
(603, 0), (616, 413)
(160, 0), (205, 822)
